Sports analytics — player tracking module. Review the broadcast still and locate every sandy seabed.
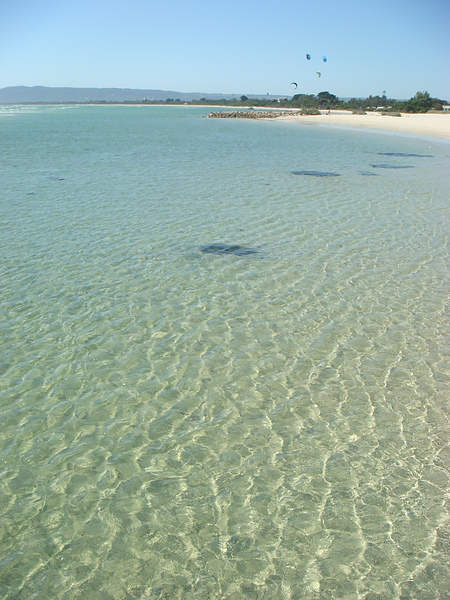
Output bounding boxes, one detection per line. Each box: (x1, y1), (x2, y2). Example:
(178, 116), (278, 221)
(279, 110), (450, 140)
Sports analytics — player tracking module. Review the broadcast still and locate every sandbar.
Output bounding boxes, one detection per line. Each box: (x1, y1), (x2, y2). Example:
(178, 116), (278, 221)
(279, 110), (450, 140)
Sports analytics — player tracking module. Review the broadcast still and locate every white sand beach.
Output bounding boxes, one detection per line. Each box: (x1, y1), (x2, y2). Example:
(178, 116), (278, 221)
(280, 110), (450, 140)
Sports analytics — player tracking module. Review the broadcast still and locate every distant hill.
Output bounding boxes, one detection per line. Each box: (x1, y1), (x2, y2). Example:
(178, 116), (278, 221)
(0, 86), (277, 104)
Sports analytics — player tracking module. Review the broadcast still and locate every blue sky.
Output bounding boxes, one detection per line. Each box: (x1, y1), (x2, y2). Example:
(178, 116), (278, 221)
(1, 0), (449, 100)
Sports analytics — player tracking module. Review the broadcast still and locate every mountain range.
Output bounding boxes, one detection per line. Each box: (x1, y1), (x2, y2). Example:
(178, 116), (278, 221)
(0, 86), (276, 104)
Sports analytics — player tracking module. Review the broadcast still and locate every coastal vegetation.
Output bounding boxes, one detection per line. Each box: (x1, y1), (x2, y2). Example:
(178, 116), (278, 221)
(1, 86), (447, 113)
(183, 90), (448, 113)
(187, 91), (448, 114)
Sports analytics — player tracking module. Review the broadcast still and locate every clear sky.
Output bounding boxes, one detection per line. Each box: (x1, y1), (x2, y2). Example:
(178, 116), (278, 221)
(1, 0), (449, 100)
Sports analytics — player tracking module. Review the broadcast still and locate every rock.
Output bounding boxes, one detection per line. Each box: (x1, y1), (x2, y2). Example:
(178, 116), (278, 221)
(207, 110), (299, 119)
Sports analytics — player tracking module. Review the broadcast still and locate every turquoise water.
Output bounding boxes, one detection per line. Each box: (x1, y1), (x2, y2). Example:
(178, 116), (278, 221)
(0, 105), (449, 599)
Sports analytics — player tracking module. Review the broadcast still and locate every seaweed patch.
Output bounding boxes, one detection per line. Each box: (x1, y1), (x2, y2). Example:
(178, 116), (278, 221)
(291, 170), (340, 177)
(201, 244), (258, 256)
(371, 164), (415, 169)
(378, 152), (432, 158)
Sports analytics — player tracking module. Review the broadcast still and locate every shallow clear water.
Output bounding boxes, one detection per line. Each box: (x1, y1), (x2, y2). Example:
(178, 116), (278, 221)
(0, 105), (449, 598)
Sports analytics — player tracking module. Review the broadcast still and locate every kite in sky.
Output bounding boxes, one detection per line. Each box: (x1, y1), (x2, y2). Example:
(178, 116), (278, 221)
(305, 53), (328, 63)
(301, 53), (327, 81)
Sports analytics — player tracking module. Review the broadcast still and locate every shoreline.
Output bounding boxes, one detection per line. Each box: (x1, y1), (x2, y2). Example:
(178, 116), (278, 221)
(3, 102), (449, 140)
(276, 110), (450, 140)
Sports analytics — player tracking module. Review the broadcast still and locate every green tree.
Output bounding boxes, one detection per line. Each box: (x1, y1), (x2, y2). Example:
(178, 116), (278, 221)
(316, 91), (339, 108)
(403, 91), (433, 113)
(290, 94), (317, 108)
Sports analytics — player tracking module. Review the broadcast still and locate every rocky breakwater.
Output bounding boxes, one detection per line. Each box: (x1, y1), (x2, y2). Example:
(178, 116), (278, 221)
(207, 110), (300, 119)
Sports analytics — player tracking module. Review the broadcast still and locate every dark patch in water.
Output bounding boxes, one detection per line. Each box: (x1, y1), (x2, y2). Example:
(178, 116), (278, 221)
(378, 152), (433, 158)
(372, 164), (415, 169)
(201, 244), (258, 256)
(50, 177), (66, 181)
(360, 171), (379, 176)
(291, 170), (340, 177)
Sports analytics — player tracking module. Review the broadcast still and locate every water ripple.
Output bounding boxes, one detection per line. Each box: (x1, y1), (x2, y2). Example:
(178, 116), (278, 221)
(0, 107), (448, 598)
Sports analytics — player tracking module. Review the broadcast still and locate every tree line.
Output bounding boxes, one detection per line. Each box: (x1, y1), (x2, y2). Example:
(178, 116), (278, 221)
(178, 91), (447, 113)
